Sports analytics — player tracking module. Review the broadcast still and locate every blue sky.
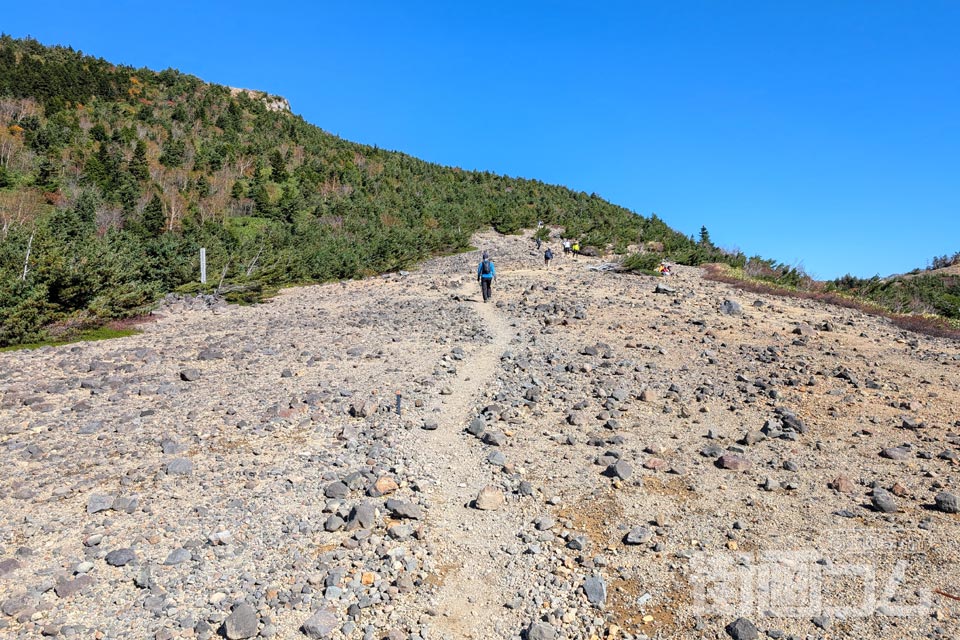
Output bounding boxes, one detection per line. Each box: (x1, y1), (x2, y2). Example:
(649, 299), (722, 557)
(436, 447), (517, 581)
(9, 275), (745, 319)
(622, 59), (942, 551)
(6, 1), (959, 279)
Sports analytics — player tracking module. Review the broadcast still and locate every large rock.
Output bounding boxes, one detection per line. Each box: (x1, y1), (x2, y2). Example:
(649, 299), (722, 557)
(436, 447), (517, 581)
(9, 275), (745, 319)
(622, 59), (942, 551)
(465, 418), (486, 436)
(475, 485), (505, 511)
(166, 458), (193, 475)
(86, 493), (115, 514)
(54, 575), (95, 598)
(324, 515), (344, 532)
(717, 453), (752, 471)
(871, 488), (898, 513)
(323, 481), (349, 499)
(104, 548), (136, 567)
(935, 492), (959, 514)
(163, 548), (191, 565)
(482, 430), (507, 446)
(792, 323), (815, 337)
(527, 621), (557, 640)
(385, 499), (424, 520)
(583, 576), (607, 607)
(348, 502), (376, 529)
(880, 447), (911, 461)
(301, 608), (338, 639)
(828, 475), (856, 493)
(0, 558), (21, 578)
(624, 526), (653, 545)
(725, 617), (759, 640)
(370, 476), (399, 496)
(223, 603), (259, 640)
(349, 399), (378, 418)
(605, 460), (633, 480)
(720, 299), (743, 316)
(1, 593), (36, 618)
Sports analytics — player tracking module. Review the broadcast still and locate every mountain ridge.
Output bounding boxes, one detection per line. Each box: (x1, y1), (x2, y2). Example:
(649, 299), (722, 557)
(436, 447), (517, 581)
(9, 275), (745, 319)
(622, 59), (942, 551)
(0, 34), (739, 347)
(0, 34), (956, 349)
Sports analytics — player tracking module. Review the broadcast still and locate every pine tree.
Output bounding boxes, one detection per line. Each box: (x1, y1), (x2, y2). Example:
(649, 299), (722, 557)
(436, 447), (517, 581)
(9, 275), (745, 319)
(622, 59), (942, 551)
(140, 194), (166, 237)
(269, 149), (288, 182)
(129, 139), (149, 180)
(699, 225), (713, 247)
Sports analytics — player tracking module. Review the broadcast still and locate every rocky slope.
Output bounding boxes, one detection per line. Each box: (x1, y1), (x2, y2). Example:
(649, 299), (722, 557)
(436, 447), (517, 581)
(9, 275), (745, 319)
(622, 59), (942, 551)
(1, 230), (959, 640)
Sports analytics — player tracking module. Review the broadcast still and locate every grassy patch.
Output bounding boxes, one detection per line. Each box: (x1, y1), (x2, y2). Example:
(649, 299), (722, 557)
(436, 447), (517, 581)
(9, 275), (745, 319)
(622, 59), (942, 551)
(0, 325), (141, 352)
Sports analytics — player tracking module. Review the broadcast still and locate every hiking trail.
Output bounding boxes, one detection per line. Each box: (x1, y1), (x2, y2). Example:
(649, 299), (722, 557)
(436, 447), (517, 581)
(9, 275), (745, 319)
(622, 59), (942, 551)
(420, 278), (520, 639)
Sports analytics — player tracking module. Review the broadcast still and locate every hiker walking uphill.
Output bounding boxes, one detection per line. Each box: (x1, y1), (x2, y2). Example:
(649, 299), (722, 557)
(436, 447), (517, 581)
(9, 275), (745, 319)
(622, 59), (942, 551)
(477, 251), (496, 303)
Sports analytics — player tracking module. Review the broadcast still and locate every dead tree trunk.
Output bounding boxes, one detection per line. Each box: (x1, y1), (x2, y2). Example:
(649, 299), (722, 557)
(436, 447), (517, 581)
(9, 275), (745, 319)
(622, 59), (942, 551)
(20, 229), (34, 280)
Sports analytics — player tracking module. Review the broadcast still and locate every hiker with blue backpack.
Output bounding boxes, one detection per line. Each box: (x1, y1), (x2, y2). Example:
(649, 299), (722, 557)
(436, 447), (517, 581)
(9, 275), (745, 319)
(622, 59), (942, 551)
(477, 251), (496, 303)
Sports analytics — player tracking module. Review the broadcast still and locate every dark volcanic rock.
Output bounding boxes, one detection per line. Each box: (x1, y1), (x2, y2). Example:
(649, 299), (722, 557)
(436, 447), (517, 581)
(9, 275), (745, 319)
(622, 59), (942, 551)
(880, 447), (910, 461)
(385, 499), (423, 520)
(324, 481), (349, 499)
(223, 603), (259, 640)
(605, 460), (633, 480)
(583, 576), (607, 607)
(725, 617), (759, 640)
(935, 492), (959, 514)
(465, 418), (486, 436)
(871, 488), (898, 513)
(54, 575), (95, 598)
(104, 548), (136, 567)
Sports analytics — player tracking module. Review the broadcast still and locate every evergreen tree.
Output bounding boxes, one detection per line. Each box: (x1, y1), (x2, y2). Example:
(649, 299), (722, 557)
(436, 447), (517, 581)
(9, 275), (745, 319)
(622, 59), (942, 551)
(195, 175), (210, 197)
(699, 225), (713, 247)
(159, 137), (185, 168)
(36, 157), (58, 191)
(129, 139), (149, 180)
(75, 190), (97, 229)
(140, 194), (166, 237)
(269, 149), (288, 182)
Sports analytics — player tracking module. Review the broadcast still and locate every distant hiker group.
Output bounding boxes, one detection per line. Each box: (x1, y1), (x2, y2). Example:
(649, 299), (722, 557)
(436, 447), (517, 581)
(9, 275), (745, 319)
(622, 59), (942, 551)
(473, 230), (588, 302)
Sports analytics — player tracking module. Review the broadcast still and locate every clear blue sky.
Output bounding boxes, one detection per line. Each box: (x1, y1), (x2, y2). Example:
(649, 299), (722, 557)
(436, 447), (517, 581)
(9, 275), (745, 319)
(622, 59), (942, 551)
(6, 1), (959, 279)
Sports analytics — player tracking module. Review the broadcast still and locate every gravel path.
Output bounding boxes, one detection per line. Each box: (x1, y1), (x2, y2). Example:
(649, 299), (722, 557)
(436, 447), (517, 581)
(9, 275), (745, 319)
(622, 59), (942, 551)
(419, 276), (519, 638)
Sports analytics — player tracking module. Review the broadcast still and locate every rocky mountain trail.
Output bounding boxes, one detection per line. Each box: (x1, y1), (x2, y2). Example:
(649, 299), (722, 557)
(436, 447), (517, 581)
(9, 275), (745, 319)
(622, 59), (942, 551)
(2, 230), (960, 639)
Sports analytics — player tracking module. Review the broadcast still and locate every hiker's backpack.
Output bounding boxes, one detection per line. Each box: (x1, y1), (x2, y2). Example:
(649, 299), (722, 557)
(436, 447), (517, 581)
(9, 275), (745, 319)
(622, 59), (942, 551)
(481, 259), (492, 275)
(545, 249), (553, 259)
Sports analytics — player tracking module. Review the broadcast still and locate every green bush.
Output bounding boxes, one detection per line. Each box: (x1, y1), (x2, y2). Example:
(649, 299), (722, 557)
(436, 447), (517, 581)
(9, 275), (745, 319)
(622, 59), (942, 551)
(620, 252), (663, 274)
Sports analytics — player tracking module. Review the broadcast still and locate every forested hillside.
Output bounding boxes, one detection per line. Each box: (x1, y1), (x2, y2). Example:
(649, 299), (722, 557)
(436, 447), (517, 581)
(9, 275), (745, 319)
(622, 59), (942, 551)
(0, 35), (738, 346)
